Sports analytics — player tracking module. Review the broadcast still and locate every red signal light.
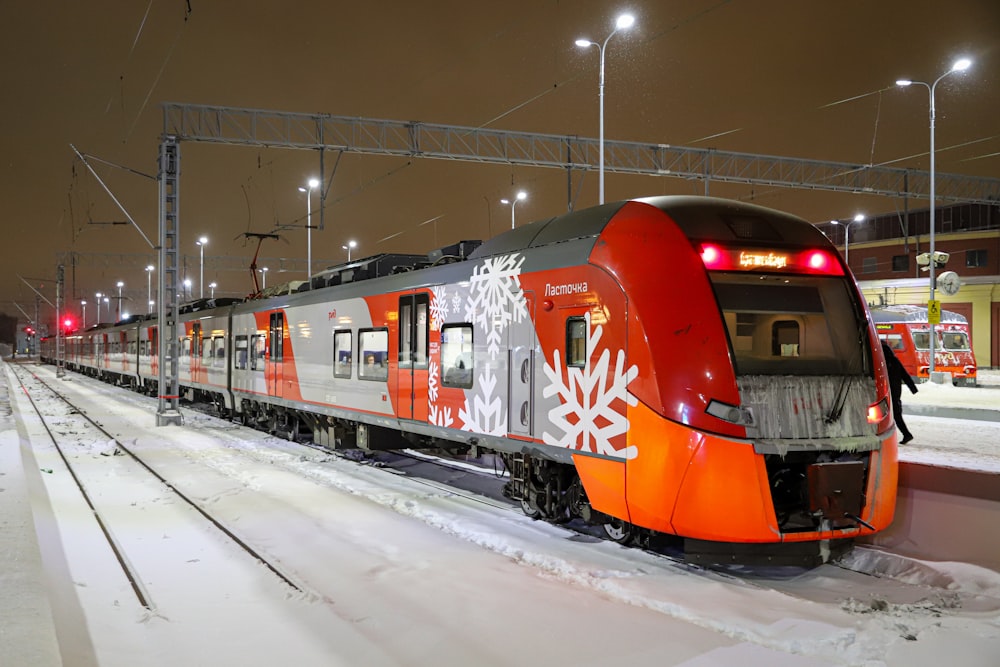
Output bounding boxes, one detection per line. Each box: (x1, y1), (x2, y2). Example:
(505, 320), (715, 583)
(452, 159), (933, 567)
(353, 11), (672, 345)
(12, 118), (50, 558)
(798, 250), (843, 276)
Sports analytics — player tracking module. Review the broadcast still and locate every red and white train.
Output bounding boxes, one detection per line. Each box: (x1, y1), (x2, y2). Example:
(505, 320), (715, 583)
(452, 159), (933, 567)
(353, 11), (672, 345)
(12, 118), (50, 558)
(872, 304), (977, 386)
(45, 196), (899, 564)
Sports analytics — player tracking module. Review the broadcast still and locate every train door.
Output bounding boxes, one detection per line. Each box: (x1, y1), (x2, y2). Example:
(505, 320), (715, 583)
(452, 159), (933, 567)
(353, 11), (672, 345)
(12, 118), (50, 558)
(397, 292), (429, 421)
(267, 311), (284, 397)
(509, 291), (536, 438)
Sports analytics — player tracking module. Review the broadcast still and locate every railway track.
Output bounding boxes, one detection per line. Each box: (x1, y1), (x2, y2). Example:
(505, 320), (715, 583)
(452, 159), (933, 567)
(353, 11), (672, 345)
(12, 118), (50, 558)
(9, 364), (306, 613)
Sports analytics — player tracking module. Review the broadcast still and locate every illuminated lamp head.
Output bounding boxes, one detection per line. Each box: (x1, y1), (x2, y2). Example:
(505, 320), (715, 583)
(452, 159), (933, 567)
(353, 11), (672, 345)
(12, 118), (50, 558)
(700, 244), (725, 269)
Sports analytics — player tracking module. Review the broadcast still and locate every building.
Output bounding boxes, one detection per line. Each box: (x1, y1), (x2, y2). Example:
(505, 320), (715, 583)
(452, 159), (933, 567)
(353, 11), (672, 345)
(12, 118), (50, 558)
(824, 202), (1000, 368)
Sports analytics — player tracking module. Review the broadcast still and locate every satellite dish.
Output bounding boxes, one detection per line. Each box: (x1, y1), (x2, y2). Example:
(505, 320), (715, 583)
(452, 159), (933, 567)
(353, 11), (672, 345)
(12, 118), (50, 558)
(937, 271), (961, 296)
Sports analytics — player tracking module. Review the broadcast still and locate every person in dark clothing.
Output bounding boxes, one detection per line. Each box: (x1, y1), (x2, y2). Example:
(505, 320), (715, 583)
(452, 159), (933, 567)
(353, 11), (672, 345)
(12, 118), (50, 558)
(881, 339), (918, 444)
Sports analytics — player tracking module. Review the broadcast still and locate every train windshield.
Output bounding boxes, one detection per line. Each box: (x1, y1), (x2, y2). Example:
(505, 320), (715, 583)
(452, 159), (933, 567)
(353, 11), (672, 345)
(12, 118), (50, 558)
(711, 272), (867, 376)
(913, 330), (969, 351)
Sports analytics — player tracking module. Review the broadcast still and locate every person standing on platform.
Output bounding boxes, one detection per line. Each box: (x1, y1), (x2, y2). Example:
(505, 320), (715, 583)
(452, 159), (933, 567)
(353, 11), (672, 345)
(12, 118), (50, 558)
(881, 339), (918, 444)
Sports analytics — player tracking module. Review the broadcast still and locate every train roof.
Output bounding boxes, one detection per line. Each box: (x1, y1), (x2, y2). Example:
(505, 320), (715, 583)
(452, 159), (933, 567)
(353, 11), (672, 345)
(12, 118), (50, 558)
(871, 304), (968, 324)
(468, 195), (826, 260)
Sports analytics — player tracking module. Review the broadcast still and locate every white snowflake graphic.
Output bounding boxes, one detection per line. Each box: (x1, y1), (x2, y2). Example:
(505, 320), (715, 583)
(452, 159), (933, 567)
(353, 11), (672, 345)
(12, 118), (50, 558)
(459, 365), (507, 435)
(464, 253), (528, 359)
(451, 293), (462, 314)
(542, 312), (639, 459)
(427, 359), (440, 403)
(429, 285), (449, 329)
(429, 403), (454, 427)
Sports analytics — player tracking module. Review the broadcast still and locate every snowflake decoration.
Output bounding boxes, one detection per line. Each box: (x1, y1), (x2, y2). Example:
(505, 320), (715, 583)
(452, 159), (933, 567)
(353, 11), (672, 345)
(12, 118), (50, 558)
(542, 312), (639, 459)
(429, 285), (449, 330)
(464, 253), (528, 359)
(427, 359), (440, 403)
(459, 365), (507, 435)
(429, 403), (454, 427)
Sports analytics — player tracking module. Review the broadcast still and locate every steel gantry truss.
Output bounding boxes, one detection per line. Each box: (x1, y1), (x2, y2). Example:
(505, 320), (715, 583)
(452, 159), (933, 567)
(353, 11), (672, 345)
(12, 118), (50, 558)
(163, 102), (1000, 204)
(152, 101), (1000, 426)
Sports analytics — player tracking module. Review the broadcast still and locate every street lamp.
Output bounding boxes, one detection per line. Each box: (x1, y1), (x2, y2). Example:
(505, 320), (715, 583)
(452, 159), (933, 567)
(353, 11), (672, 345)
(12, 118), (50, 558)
(183, 278), (192, 300)
(116, 281), (124, 321)
(145, 265), (155, 313)
(103, 296), (109, 319)
(576, 12), (636, 205)
(209, 282), (217, 299)
(299, 178), (320, 280)
(81, 300), (87, 328)
(896, 56), (972, 375)
(196, 236), (208, 299)
(829, 213), (866, 267)
(342, 240), (357, 261)
(500, 191), (528, 229)
(95, 292), (102, 322)
(259, 267), (268, 290)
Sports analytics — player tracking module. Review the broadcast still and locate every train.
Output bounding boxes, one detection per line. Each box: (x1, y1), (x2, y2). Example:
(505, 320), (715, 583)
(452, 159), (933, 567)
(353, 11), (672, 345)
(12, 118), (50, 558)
(871, 304), (977, 386)
(42, 196), (899, 565)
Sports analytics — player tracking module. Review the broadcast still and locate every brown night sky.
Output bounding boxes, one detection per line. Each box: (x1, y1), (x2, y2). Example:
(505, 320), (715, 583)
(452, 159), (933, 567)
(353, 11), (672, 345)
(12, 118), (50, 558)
(1, 1), (998, 327)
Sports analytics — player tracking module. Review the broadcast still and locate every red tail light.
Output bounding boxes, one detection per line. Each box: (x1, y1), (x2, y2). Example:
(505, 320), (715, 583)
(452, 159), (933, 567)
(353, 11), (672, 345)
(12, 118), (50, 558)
(867, 398), (889, 424)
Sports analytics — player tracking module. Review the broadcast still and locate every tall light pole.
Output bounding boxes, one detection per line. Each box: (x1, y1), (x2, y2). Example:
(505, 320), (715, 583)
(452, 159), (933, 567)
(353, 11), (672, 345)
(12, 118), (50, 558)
(196, 236), (208, 299)
(299, 178), (320, 280)
(95, 292), (102, 322)
(183, 278), (192, 300)
(103, 296), (109, 320)
(259, 267), (268, 290)
(896, 56), (972, 375)
(116, 281), (124, 321)
(145, 264), (155, 313)
(342, 240), (357, 261)
(576, 12), (635, 205)
(81, 300), (87, 328)
(500, 191), (528, 229)
(829, 213), (866, 267)
(209, 282), (217, 299)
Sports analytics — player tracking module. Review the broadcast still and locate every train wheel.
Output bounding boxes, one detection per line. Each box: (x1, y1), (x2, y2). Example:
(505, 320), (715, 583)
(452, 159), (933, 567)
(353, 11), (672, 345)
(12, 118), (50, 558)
(603, 518), (635, 544)
(520, 497), (542, 520)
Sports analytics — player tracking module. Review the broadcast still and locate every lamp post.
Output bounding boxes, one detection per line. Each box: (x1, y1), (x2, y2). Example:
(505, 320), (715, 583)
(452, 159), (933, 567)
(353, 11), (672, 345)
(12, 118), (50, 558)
(145, 265), (154, 313)
(81, 300), (87, 328)
(116, 281), (124, 321)
(259, 267), (268, 290)
(95, 292), (102, 322)
(103, 296), (109, 320)
(576, 12), (636, 205)
(196, 236), (208, 299)
(209, 282), (217, 299)
(829, 213), (866, 267)
(896, 56), (972, 375)
(183, 278), (192, 301)
(342, 240), (357, 261)
(299, 178), (320, 280)
(500, 191), (527, 229)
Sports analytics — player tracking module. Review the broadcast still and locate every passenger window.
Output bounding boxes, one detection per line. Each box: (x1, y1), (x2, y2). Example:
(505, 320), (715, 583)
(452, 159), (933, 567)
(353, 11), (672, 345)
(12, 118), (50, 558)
(251, 333), (266, 371)
(334, 330), (352, 378)
(567, 318), (587, 367)
(441, 324), (474, 388)
(235, 335), (249, 370)
(359, 328), (389, 381)
(772, 320), (800, 356)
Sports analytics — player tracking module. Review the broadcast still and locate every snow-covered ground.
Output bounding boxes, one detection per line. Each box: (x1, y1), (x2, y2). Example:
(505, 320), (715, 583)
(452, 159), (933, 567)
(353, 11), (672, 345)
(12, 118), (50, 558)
(2, 360), (999, 666)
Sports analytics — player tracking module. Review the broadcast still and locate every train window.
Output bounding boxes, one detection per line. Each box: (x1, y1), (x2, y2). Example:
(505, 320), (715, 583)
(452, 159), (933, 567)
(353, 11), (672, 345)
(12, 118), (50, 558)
(181, 337), (191, 358)
(202, 336), (213, 365)
(942, 332), (969, 350)
(712, 273), (866, 375)
(234, 335), (249, 370)
(441, 324), (474, 388)
(334, 330), (353, 379)
(359, 328), (389, 381)
(771, 321), (800, 356)
(882, 334), (904, 351)
(912, 332), (930, 350)
(566, 317), (587, 367)
(251, 333), (266, 371)
(213, 336), (225, 365)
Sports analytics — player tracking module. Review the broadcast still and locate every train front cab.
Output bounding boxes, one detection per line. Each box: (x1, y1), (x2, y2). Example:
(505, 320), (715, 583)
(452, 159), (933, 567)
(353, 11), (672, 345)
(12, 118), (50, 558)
(583, 199), (897, 563)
